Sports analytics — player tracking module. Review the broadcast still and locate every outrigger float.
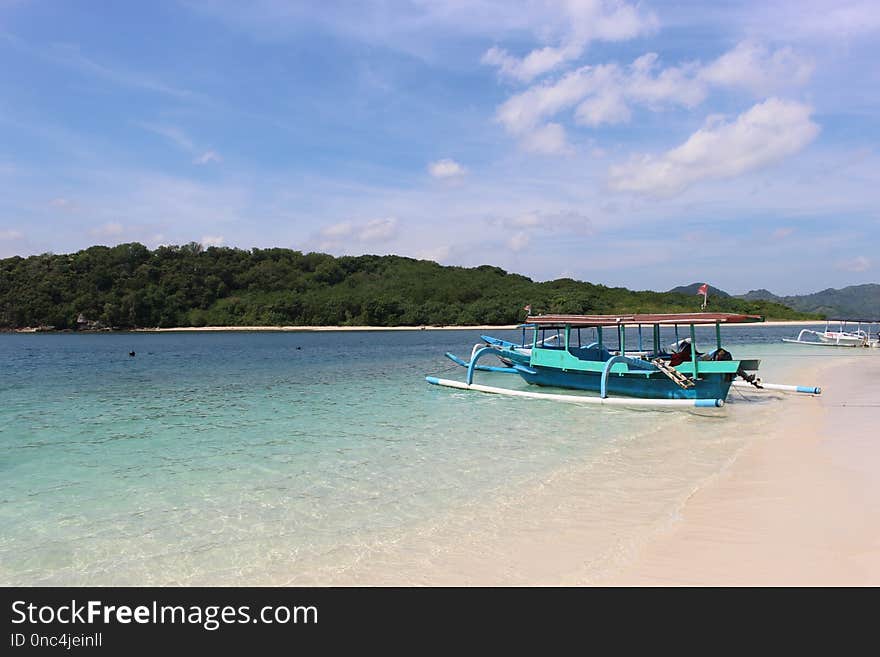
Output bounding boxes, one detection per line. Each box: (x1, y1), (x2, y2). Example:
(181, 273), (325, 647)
(782, 319), (880, 348)
(427, 312), (822, 409)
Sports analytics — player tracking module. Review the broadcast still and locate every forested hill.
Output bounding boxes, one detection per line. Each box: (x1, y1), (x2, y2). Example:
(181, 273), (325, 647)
(739, 284), (880, 320)
(0, 243), (820, 329)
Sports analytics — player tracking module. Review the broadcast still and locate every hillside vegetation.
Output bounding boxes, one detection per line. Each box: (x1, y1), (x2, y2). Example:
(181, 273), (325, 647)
(0, 243), (821, 329)
(740, 284), (880, 320)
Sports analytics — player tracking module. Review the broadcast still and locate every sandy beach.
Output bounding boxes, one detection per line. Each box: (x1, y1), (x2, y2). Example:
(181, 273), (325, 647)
(131, 324), (519, 332)
(606, 353), (880, 586)
(127, 320), (826, 333)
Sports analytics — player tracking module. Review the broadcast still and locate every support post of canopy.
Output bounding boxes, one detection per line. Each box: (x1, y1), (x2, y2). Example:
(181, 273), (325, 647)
(653, 324), (660, 355)
(690, 323), (699, 379)
(715, 322), (722, 350)
(638, 324), (643, 351)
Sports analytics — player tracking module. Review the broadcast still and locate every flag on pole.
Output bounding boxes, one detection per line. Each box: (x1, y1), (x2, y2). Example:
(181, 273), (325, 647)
(697, 283), (709, 309)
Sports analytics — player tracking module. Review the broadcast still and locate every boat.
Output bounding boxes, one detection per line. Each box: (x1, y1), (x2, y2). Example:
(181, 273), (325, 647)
(782, 320), (878, 348)
(429, 312), (796, 408)
(479, 332), (559, 367)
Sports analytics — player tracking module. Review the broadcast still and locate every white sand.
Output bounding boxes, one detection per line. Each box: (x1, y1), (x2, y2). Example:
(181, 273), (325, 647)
(606, 354), (880, 585)
(133, 324), (519, 332)
(133, 320), (825, 333)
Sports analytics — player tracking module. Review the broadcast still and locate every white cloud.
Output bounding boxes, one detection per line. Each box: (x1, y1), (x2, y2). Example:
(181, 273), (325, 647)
(506, 231), (531, 251)
(415, 245), (452, 263)
(136, 122), (221, 165)
(574, 88), (631, 126)
(358, 217), (397, 241)
(482, 43), (581, 84)
(90, 222), (124, 237)
(194, 150), (222, 165)
(201, 235), (225, 247)
(428, 158), (466, 178)
(317, 217), (399, 250)
(520, 123), (572, 154)
(626, 53), (706, 107)
(738, 1), (880, 41)
(488, 210), (593, 254)
(607, 98), (820, 196)
(496, 66), (605, 135)
(135, 122), (196, 152)
(2, 38), (205, 102)
(836, 255), (872, 272)
(700, 41), (814, 95)
(319, 221), (354, 239)
(0, 229), (24, 240)
(482, 0), (658, 82)
(493, 41), (813, 150)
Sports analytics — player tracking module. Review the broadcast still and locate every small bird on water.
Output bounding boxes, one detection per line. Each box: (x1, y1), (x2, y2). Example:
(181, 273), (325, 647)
(129, 351), (136, 357)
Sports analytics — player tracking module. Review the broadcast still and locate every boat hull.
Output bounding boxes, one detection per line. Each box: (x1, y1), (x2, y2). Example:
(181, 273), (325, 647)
(516, 365), (734, 400)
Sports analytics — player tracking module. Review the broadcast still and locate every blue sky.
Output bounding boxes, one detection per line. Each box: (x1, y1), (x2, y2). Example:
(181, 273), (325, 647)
(1, 0), (878, 294)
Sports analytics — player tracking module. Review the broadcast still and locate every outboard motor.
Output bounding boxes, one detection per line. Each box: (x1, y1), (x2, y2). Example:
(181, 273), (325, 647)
(710, 347), (762, 388)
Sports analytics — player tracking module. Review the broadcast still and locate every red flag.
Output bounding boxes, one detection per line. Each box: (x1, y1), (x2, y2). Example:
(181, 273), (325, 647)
(697, 283), (708, 310)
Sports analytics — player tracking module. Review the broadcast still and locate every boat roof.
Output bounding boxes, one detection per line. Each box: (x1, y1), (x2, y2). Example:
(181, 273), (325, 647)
(524, 312), (764, 328)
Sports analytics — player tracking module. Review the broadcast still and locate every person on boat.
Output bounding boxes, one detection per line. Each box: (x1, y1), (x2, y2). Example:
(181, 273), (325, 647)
(668, 339), (700, 366)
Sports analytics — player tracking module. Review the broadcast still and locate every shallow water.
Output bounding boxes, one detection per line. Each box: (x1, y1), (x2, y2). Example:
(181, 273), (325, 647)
(0, 325), (855, 584)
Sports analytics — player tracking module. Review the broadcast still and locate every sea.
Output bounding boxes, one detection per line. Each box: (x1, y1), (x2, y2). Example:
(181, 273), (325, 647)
(0, 324), (854, 585)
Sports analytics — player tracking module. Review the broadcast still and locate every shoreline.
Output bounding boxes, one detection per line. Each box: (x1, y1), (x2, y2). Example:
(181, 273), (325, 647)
(321, 348), (880, 586)
(132, 324), (521, 332)
(134, 320), (832, 332)
(7, 319), (833, 334)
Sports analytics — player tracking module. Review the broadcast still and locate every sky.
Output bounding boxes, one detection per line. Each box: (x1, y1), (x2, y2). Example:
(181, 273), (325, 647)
(1, 0), (878, 295)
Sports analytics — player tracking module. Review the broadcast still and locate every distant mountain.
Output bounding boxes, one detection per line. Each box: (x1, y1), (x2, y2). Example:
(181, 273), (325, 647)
(739, 288), (781, 303)
(667, 283), (731, 298)
(737, 284), (880, 320)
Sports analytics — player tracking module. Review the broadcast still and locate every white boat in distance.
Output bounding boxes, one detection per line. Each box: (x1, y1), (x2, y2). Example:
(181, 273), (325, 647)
(783, 320), (879, 348)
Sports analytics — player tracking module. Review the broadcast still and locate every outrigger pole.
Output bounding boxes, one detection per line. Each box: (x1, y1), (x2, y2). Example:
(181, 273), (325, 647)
(731, 381), (821, 395)
(425, 377), (724, 408)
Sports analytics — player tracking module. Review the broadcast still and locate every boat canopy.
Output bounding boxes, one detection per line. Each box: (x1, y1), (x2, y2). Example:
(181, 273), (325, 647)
(524, 312), (763, 328)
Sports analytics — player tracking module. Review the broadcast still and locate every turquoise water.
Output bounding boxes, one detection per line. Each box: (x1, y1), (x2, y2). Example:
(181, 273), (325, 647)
(0, 326), (839, 584)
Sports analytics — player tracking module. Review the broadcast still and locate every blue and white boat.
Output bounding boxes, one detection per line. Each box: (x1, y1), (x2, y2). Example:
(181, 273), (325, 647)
(429, 312), (787, 408)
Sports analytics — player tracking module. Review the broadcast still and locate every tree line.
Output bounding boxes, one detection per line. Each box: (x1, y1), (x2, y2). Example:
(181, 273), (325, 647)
(0, 242), (821, 329)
